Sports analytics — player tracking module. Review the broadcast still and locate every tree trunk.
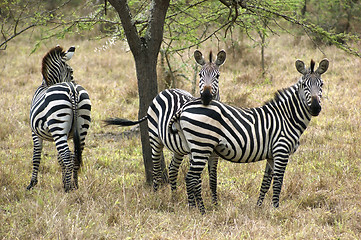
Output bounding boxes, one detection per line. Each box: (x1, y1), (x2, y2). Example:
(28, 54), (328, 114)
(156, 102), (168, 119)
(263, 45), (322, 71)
(133, 49), (164, 184)
(108, 0), (170, 184)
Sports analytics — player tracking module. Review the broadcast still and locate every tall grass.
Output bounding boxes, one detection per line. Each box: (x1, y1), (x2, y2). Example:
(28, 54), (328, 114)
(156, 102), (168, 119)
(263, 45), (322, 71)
(0, 33), (360, 239)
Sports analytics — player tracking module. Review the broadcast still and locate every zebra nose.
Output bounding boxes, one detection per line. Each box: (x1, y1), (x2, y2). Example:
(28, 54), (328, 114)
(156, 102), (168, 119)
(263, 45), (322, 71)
(310, 96), (321, 116)
(201, 85), (212, 105)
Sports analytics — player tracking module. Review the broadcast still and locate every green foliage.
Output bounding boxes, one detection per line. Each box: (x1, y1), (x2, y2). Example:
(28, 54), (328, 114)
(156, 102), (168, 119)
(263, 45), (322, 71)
(304, 0), (361, 33)
(2, 0), (360, 58)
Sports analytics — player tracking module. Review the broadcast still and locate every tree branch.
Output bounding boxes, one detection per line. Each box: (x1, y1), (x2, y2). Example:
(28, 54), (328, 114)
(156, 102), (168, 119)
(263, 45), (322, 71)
(146, 0), (170, 57)
(245, 4), (361, 57)
(108, 0), (142, 55)
(0, 24), (36, 50)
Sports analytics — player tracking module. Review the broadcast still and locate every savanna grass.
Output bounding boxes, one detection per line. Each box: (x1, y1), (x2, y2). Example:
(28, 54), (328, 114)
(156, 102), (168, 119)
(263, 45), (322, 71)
(0, 32), (361, 239)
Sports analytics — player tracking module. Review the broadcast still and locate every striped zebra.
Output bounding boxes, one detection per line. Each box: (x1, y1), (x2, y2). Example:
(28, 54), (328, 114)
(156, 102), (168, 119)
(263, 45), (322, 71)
(104, 50), (226, 201)
(170, 59), (329, 214)
(27, 46), (91, 192)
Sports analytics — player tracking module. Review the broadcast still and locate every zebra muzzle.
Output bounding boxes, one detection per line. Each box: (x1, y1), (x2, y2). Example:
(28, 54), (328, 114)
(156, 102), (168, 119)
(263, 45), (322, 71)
(310, 96), (321, 116)
(201, 86), (213, 105)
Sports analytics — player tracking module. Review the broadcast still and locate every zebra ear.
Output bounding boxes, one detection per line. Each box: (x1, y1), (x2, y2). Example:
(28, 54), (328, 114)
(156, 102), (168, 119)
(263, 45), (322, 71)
(64, 46), (76, 61)
(194, 50), (206, 66)
(215, 50), (226, 66)
(315, 58), (329, 75)
(295, 59), (307, 75)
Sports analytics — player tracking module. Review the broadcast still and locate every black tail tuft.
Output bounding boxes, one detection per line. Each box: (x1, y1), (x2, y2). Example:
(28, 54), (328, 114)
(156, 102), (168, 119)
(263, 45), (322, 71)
(71, 87), (82, 169)
(73, 120), (82, 167)
(103, 116), (147, 127)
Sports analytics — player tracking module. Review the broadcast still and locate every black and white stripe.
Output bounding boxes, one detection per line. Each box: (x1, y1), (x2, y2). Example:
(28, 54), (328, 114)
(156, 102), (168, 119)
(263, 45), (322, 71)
(27, 46), (91, 192)
(195, 50), (226, 105)
(104, 50), (226, 200)
(172, 59), (329, 214)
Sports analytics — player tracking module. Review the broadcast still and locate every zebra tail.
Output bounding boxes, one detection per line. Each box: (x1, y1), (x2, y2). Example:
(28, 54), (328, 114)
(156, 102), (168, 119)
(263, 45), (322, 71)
(168, 98), (200, 133)
(72, 89), (82, 168)
(168, 110), (182, 134)
(103, 115), (148, 127)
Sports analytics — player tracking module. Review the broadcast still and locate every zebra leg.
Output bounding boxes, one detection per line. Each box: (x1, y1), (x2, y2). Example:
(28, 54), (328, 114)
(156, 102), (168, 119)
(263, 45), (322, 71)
(27, 133), (43, 190)
(194, 176), (205, 214)
(168, 153), (184, 191)
(54, 135), (74, 192)
(62, 149), (74, 192)
(185, 172), (197, 208)
(257, 159), (274, 207)
(151, 141), (164, 192)
(208, 153), (219, 205)
(271, 157), (289, 208)
(72, 153), (79, 189)
(186, 156), (207, 214)
(57, 153), (66, 189)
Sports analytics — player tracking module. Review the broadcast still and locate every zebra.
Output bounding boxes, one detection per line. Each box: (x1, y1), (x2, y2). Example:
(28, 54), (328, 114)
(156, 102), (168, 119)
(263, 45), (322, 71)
(170, 59), (329, 214)
(104, 50), (226, 202)
(27, 46), (91, 192)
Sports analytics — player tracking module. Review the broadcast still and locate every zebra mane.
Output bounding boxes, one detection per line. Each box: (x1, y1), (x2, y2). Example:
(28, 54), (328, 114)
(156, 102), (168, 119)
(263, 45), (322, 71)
(209, 51), (213, 63)
(42, 46), (73, 86)
(310, 59), (315, 73)
(266, 84), (297, 106)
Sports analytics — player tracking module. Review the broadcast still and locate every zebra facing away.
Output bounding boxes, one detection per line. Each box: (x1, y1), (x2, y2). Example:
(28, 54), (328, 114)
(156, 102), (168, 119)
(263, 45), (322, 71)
(27, 46), (91, 192)
(104, 50), (226, 200)
(171, 59), (329, 214)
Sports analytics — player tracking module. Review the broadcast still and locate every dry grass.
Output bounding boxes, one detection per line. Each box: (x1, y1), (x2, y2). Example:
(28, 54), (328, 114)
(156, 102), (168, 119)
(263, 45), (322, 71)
(1, 32), (361, 239)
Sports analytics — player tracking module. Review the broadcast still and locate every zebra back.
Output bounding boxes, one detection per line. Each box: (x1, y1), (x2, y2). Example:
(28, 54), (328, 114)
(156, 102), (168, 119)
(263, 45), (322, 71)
(42, 46), (75, 86)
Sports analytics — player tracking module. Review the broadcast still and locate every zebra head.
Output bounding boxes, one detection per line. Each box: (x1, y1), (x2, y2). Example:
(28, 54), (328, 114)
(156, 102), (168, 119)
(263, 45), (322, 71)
(42, 46), (76, 86)
(194, 49), (226, 105)
(296, 58), (329, 116)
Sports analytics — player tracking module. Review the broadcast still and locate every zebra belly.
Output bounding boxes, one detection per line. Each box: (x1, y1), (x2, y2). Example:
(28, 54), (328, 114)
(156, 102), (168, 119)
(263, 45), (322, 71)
(214, 137), (270, 163)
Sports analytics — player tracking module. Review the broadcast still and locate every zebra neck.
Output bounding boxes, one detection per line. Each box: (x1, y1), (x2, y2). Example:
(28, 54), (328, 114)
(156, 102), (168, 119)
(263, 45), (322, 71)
(268, 84), (312, 133)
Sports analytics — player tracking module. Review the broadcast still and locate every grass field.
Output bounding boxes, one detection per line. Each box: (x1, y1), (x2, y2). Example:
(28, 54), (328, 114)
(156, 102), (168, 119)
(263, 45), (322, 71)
(1, 32), (361, 239)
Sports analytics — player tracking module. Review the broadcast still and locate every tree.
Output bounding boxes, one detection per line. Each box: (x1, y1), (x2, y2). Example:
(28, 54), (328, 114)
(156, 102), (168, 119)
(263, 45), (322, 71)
(107, 0), (170, 183)
(1, 0), (360, 184)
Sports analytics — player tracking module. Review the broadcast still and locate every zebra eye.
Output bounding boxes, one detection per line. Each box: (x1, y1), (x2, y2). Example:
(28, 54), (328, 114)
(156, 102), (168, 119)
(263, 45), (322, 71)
(215, 74), (220, 78)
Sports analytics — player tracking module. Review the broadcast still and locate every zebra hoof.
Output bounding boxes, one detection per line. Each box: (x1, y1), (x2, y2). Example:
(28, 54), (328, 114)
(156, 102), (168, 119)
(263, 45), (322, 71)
(73, 181), (79, 189)
(26, 179), (38, 190)
(153, 183), (159, 192)
(256, 200), (263, 207)
(64, 184), (73, 193)
(211, 198), (218, 206)
(170, 185), (177, 192)
(188, 199), (196, 208)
